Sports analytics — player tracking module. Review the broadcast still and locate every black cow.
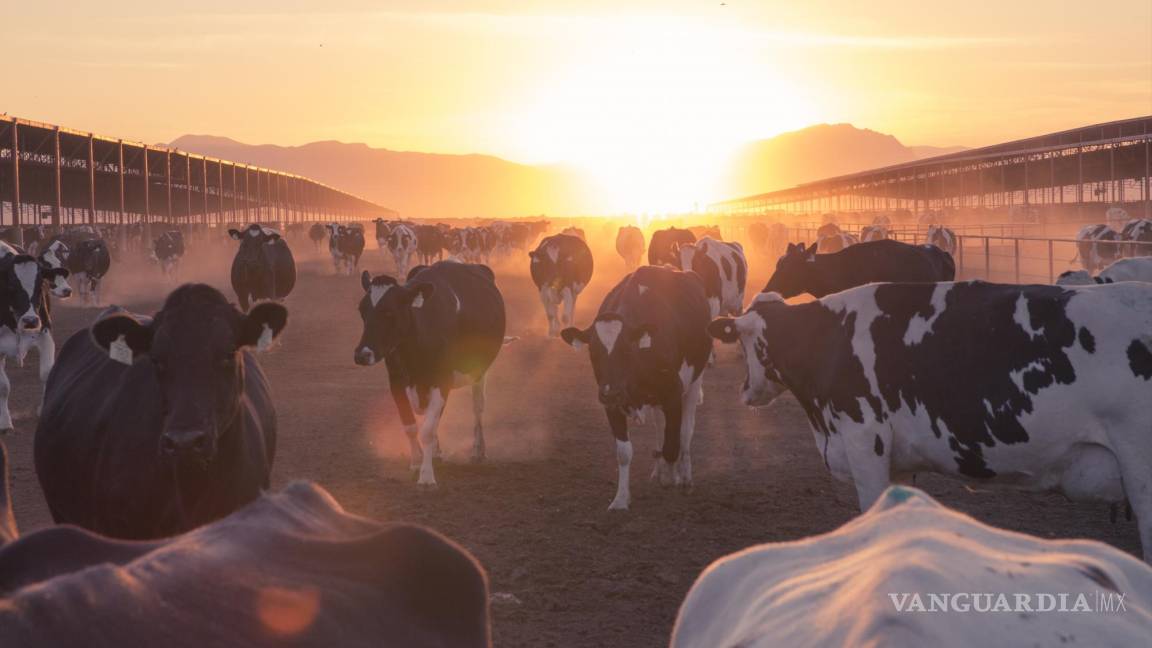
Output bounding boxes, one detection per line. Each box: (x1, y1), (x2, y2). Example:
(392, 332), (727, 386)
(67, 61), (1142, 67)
(648, 227), (697, 266)
(415, 225), (446, 265)
(560, 266), (712, 509)
(0, 443), (490, 647)
(229, 224), (297, 312)
(354, 262), (506, 487)
(764, 239), (955, 299)
(0, 250), (71, 430)
(50, 235), (110, 305)
(529, 234), (594, 337)
(153, 230), (185, 278)
(34, 284), (286, 539)
(308, 222), (327, 249)
(327, 224), (366, 275)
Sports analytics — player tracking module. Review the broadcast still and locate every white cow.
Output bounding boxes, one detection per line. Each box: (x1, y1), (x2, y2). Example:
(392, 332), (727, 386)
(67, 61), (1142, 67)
(678, 236), (748, 318)
(1057, 256), (1152, 286)
(709, 281), (1152, 560)
(672, 486), (1152, 648)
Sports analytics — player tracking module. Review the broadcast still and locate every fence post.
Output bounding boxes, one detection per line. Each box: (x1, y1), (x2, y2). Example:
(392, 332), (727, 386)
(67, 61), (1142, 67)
(1014, 239), (1020, 283)
(984, 237), (990, 279)
(957, 234), (964, 278)
(1048, 239), (1054, 283)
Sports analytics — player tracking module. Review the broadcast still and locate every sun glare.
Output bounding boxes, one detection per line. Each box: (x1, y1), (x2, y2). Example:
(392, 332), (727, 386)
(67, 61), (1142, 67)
(510, 18), (818, 214)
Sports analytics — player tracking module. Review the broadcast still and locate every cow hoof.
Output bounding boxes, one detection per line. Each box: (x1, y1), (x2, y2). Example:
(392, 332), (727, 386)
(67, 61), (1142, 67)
(0, 428), (11, 436)
(607, 499), (630, 511)
(470, 451), (486, 464)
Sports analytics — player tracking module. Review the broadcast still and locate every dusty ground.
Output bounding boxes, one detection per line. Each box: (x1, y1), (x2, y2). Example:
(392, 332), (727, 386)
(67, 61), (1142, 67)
(2, 232), (1141, 647)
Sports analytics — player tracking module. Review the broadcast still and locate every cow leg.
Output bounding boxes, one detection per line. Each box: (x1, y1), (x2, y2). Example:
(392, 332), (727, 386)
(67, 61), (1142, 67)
(391, 381), (422, 471)
(560, 286), (575, 327)
(606, 408), (632, 510)
(470, 375), (486, 463)
(651, 394), (683, 486)
(1111, 419), (1152, 561)
(35, 331), (55, 416)
(92, 277), (101, 306)
(416, 387), (448, 487)
(540, 287), (559, 337)
(676, 376), (703, 489)
(845, 423), (894, 511)
(0, 358), (12, 432)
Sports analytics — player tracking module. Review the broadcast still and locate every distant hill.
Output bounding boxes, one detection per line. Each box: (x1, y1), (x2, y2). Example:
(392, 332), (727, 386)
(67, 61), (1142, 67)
(172, 125), (965, 217)
(169, 135), (595, 219)
(720, 124), (966, 198)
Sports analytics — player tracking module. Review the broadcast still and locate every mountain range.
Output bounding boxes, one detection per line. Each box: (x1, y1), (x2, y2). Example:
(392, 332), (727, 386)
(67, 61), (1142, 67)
(170, 124), (965, 217)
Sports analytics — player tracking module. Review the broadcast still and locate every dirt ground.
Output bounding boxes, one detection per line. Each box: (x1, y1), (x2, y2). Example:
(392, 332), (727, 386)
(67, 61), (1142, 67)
(2, 232), (1141, 648)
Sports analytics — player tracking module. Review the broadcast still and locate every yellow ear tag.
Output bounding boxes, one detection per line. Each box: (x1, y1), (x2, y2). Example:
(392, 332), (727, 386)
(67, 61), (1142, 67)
(109, 335), (133, 366)
(411, 294), (424, 309)
(638, 333), (652, 349)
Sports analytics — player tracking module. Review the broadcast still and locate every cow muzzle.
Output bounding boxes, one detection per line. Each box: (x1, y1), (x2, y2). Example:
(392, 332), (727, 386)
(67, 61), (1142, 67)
(19, 315), (41, 331)
(354, 347), (377, 366)
(161, 428), (215, 466)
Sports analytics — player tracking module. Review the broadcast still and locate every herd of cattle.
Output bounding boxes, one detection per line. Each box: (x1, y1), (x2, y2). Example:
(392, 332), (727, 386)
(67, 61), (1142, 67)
(0, 211), (1150, 645)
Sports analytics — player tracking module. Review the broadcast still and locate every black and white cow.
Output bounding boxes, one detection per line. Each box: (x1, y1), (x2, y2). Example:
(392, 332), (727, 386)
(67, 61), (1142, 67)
(1120, 218), (1152, 258)
(678, 237), (747, 318)
(51, 235), (110, 305)
(615, 226), (645, 271)
(1075, 224), (1121, 272)
(648, 227), (696, 266)
(35, 285), (286, 539)
(859, 224), (888, 242)
(0, 444), (491, 647)
(709, 280), (1152, 560)
(0, 248), (71, 430)
(925, 224), (957, 255)
(308, 222), (327, 249)
(414, 225), (446, 265)
(354, 262), (507, 487)
(228, 224), (297, 312)
(327, 223), (365, 275)
(560, 266), (712, 509)
(153, 230), (185, 278)
(385, 223), (419, 278)
(816, 231), (857, 254)
(764, 239), (955, 299)
(529, 234), (594, 337)
(1057, 256), (1152, 286)
(374, 218), (393, 252)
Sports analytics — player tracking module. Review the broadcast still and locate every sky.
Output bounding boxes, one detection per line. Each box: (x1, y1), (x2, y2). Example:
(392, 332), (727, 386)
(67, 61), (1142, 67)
(4, 1), (1150, 210)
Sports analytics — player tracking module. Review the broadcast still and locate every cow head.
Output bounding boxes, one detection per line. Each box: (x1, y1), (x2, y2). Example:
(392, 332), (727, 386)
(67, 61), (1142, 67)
(0, 255), (66, 332)
(354, 271), (434, 366)
(37, 241), (73, 299)
(708, 293), (790, 407)
(561, 314), (656, 410)
(762, 242), (817, 298)
(91, 285), (286, 468)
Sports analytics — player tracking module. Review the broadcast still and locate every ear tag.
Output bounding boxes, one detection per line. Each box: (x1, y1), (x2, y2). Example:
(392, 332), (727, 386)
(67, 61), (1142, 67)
(256, 324), (274, 352)
(412, 294), (425, 308)
(109, 335), (133, 366)
(638, 333), (652, 349)
(571, 339), (586, 351)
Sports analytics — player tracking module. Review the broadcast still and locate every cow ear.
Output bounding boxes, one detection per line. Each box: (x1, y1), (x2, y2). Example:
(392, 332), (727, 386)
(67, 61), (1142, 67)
(92, 314), (153, 356)
(786, 242), (796, 253)
(707, 317), (741, 344)
(239, 302), (288, 351)
(560, 326), (591, 350)
(227, 229), (242, 240)
(361, 270), (372, 292)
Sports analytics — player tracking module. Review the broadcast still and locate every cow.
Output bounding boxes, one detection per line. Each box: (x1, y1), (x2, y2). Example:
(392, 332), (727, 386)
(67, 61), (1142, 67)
(926, 224), (957, 255)
(385, 223), (419, 278)
(528, 234), (594, 337)
(0, 226), (45, 256)
(1075, 224), (1121, 272)
(764, 239), (955, 298)
(859, 224), (888, 242)
(560, 226), (586, 241)
(374, 218), (393, 253)
(560, 266), (712, 510)
(308, 222), (327, 249)
(457, 227), (491, 264)
(1057, 256), (1152, 286)
(35, 285), (286, 539)
(648, 227), (697, 266)
(678, 237), (747, 318)
(354, 262), (506, 487)
(688, 225), (721, 241)
(0, 446), (491, 647)
(414, 225), (446, 265)
(0, 249), (71, 429)
(51, 235), (110, 305)
(671, 485), (1152, 648)
(152, 230), (185, 278)
(228, 224), (297, 312)
(327, 223), (365, 275)
(816, 231), (857, 254)
(708, 280), (1152, 560)
(816, 222), (841, 239)
(872, 213), (893, 228)
(1120, 218), (1152, 258)
(615, 226), (645, 271)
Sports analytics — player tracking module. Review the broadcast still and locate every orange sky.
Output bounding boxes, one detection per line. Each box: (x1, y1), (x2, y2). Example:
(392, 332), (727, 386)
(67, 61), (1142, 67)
(4, 1), (1150, 210)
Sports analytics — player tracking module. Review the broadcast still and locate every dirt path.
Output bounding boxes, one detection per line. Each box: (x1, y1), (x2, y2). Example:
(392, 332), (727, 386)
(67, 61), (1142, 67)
(2, 237), (1141, 647)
